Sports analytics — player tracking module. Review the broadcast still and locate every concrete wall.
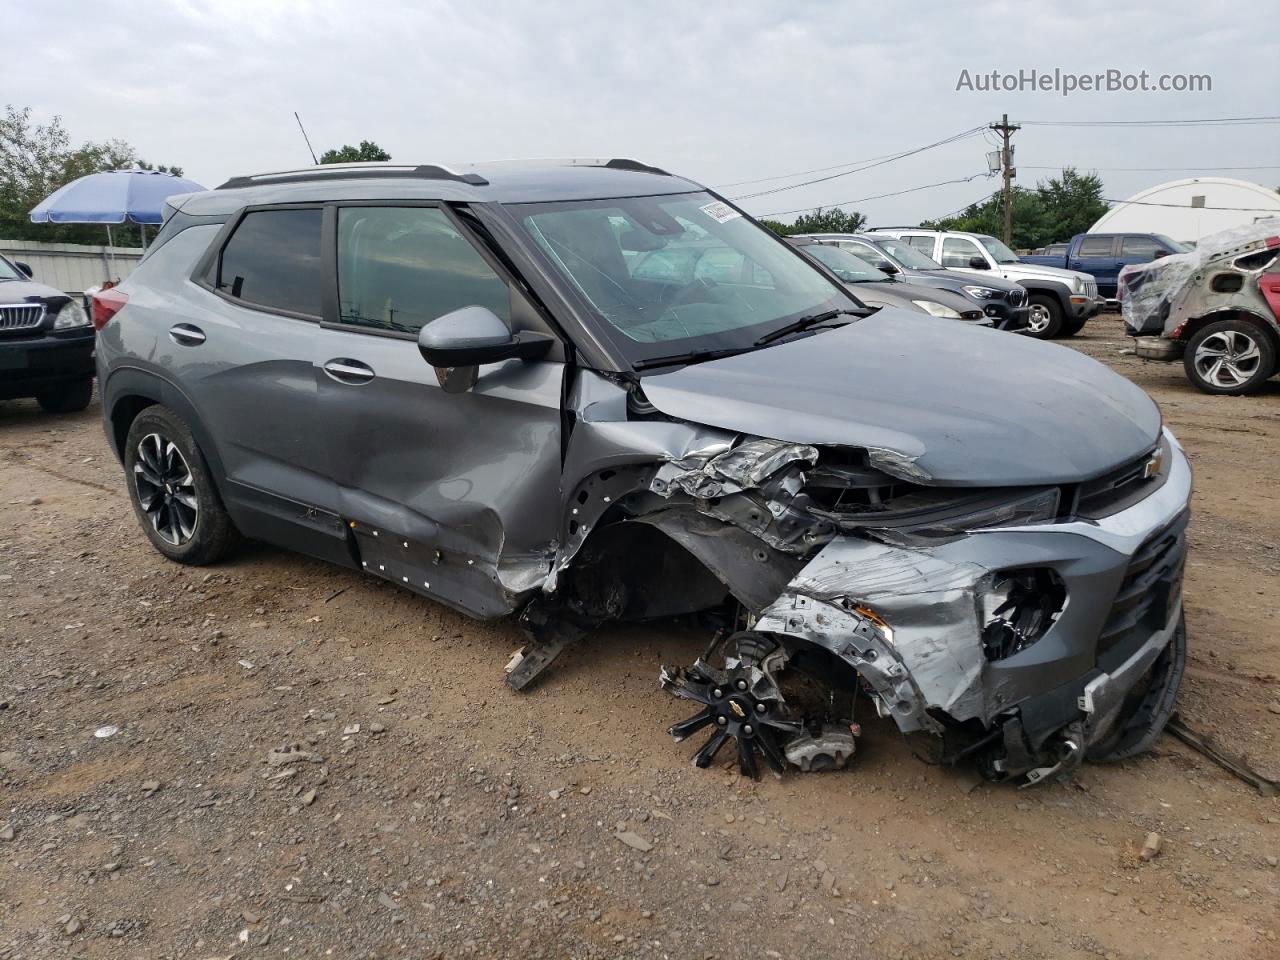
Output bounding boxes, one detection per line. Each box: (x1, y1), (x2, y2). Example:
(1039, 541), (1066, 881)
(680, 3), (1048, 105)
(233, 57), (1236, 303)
(0, 238), (144, 294)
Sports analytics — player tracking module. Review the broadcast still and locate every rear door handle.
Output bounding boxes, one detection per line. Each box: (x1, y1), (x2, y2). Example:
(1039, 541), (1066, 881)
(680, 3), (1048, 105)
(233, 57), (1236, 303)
(323, 358), (376, 385)
(169, 323), (206, 346)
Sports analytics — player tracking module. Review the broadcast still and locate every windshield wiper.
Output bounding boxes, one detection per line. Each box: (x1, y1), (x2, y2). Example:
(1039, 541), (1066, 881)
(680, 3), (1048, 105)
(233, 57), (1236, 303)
(632, 346), (754, 372)
(753, 309), (857, 347)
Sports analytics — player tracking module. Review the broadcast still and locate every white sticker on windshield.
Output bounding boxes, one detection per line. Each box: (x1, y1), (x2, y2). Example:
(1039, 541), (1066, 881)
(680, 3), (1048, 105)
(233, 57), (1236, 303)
(699, 200), (742, 224)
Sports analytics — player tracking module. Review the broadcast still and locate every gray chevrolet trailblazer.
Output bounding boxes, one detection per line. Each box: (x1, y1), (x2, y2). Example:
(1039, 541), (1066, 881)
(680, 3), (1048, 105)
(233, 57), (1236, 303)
(96, 159), (1191, 785)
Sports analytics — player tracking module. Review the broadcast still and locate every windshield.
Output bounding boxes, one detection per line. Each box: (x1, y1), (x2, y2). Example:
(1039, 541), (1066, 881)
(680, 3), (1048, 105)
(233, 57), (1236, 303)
(0, 256), (24, 281)
(799, 243), (887, 282)
(507, 192), (851, 363)
(868, 237), (944, 271)
(976, 235), (1020, 264)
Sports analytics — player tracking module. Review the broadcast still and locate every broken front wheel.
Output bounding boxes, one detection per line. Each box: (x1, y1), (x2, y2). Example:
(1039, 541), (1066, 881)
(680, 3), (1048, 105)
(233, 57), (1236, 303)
(660, 631), (858, 779)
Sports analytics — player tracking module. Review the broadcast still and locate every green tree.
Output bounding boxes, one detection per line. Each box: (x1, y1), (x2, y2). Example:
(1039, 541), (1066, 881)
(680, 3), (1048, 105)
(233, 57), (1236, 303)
(787, 207), (866, 235)
(319, 140), (391, 164)
(0, 104), (184, 246)
(922, 168), (1111, 250)
(758, 218), (789, 236)
(1034, 167), (1108, 245)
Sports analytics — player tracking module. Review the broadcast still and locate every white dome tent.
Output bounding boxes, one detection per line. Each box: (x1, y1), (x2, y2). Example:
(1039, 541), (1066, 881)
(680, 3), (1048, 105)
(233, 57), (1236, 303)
(1091, 177), (1280, 244)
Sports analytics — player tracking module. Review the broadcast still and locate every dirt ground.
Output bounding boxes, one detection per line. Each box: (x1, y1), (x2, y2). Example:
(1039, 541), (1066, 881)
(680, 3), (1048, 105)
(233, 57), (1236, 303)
(1, 315), (1278, 960)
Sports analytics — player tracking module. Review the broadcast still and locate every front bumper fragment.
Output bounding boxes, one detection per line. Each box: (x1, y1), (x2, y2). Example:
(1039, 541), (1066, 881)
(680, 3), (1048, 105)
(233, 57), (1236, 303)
(754, 429), (1193, 775)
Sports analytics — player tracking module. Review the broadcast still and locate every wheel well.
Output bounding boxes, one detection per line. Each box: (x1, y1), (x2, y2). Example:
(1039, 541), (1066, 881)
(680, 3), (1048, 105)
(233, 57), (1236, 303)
(110, 395), (158, 458)
(1175, 310), (1280, 347)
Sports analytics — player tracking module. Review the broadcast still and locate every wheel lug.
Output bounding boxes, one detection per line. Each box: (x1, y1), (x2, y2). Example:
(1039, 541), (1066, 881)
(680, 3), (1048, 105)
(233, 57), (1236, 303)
(735, 679), (748, 691)
(743, 724), (753, 735)
(755, 702), (767, 713)
(712, 687), (723, 698)
(716, 715), (727, 726)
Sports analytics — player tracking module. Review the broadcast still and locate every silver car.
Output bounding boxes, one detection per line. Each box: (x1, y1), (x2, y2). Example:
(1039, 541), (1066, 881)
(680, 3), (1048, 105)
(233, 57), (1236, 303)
(96, 159), (1191, 785)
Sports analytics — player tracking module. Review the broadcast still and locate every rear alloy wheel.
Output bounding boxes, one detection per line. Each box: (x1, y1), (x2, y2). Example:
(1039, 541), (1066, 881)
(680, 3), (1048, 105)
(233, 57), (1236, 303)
(1025, 294), (1064, 339)
(124, 406), (239, 564)
(36, 379), (93, 414)
(1184, 319), (1276, 395)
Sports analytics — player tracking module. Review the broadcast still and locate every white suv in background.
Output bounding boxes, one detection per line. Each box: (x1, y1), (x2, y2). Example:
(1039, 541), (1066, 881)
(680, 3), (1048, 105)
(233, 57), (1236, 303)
(868, 229), (1104, 339)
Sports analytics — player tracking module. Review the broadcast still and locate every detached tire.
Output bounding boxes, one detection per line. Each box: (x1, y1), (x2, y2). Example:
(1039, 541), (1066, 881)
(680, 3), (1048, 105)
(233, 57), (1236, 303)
(124, 405), (239, 565)
(36, 379), (93, 414)
(1026, 294), (1064, 339)
(1183, 318), (1276, 395)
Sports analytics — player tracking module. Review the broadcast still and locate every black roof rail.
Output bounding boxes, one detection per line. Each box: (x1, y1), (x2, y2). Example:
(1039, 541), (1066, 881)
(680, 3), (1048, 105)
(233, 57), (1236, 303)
(216, 163), (489, 191)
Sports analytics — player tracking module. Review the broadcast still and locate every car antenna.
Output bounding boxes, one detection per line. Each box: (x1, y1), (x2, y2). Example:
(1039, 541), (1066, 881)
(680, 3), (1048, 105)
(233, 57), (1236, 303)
(294, 111), (319, 166)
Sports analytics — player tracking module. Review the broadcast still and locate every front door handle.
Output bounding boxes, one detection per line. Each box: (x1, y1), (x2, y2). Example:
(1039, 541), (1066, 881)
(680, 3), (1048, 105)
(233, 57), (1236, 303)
(323, 358), (376, 385)
(169, 323), (206, 346)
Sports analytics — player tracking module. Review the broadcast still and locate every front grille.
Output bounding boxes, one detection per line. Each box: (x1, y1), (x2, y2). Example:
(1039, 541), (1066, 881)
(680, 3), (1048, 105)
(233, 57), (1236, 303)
(1083, 280), (1098, 299)
(1005, 289), (1025, 306)
(0, 303), (45, 331)
(1073, 438), (1168, 519)
(1097, 508), (1188, 665)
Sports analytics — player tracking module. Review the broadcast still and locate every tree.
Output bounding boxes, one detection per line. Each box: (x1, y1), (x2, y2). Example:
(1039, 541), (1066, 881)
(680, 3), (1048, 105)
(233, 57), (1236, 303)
(788, 207), (866, 236)
(922, 167), (1110, 250)
(1034, 167), (1108, 245)
(758, 218), (789, 236)
(319, 140), (391, 164)
(0, 104), (185, 246)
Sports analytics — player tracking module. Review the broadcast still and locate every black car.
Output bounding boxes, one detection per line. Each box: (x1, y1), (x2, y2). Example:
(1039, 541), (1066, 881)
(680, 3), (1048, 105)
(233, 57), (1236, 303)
(796, 233), (1031, 331)
(0, 254), (96, 413)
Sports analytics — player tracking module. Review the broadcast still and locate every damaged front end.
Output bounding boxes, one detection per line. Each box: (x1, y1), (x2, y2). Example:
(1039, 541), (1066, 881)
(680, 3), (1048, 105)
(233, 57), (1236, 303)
(517, 370), (1193, 786)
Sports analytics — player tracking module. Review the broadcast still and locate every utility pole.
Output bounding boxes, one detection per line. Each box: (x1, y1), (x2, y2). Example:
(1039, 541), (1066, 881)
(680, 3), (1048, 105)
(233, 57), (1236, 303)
(989, 113), (1020, 245)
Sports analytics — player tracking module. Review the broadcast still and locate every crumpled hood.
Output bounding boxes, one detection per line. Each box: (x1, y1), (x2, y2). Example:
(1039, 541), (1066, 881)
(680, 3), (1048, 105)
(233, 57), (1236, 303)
(640, 309), (1162, 487)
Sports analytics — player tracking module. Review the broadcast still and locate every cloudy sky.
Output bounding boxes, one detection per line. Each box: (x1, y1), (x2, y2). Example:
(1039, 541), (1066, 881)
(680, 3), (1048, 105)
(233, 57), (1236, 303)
(9, 0), (1279, 224)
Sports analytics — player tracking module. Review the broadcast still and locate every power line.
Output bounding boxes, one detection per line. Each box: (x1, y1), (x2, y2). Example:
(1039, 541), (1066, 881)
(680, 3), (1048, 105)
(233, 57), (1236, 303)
(730, 126), (986, 201)
(759, 173), (992, 219)
(715, 150), (906, 189)
(1018, 115), (1280, 127)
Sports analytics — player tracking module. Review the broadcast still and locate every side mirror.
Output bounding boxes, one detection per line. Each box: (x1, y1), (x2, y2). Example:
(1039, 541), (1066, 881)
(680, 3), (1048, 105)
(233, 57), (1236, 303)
(417, 305), (553, 393)
(876, 260), (899, 275)
(967, 256), (990, 270)
(1152, 249), (1169, 259)
(13, 261), (32, 278)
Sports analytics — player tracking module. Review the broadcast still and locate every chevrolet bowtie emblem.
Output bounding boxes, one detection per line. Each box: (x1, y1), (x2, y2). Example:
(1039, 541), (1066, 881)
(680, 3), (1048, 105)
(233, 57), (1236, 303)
(729, 701), (746, 718)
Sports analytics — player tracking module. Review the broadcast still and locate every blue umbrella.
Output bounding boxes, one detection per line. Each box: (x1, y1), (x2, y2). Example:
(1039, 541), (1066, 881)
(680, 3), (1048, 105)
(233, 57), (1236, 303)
(30, 169), (205, 225)
(29, 169), (205, 264)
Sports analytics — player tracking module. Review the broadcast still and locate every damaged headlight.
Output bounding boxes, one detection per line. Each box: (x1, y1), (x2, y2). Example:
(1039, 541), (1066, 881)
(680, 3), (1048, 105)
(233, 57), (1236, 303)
(980, 568), (1066, 660)
(804, 450), (1061, 543)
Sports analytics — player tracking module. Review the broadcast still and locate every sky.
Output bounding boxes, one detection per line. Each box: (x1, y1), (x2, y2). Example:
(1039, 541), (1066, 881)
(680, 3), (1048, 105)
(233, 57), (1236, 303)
(8, 0), (1280, 226)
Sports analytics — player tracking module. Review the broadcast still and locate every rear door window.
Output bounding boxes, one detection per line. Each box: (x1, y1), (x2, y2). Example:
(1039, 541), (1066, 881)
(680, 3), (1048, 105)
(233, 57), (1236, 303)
(904, 235), (936, 256)
(1077, 236), (1117, 257)
(217, 208), (323, 317)
(335, 206), (512, 335)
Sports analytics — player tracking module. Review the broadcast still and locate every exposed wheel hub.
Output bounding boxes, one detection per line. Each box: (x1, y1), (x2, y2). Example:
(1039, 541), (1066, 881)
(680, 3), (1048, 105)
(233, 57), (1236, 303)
(660, 633), (804, 779)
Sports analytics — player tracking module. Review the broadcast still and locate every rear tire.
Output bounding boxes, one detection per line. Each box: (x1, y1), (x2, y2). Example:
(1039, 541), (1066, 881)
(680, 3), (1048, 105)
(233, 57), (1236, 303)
(1183, 319), (1276, 395)
(1025, 294), (1064, 339)
(124, 405), (239, 565)
(36, 379), (93, 414)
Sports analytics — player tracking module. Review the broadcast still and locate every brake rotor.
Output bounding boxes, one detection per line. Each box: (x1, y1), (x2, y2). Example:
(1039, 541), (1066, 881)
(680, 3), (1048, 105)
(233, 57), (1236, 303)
(660, 632), (804, 779)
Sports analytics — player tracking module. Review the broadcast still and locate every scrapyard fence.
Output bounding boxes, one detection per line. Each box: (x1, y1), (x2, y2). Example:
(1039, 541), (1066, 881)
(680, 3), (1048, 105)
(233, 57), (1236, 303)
(0, 238), (144, 295)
